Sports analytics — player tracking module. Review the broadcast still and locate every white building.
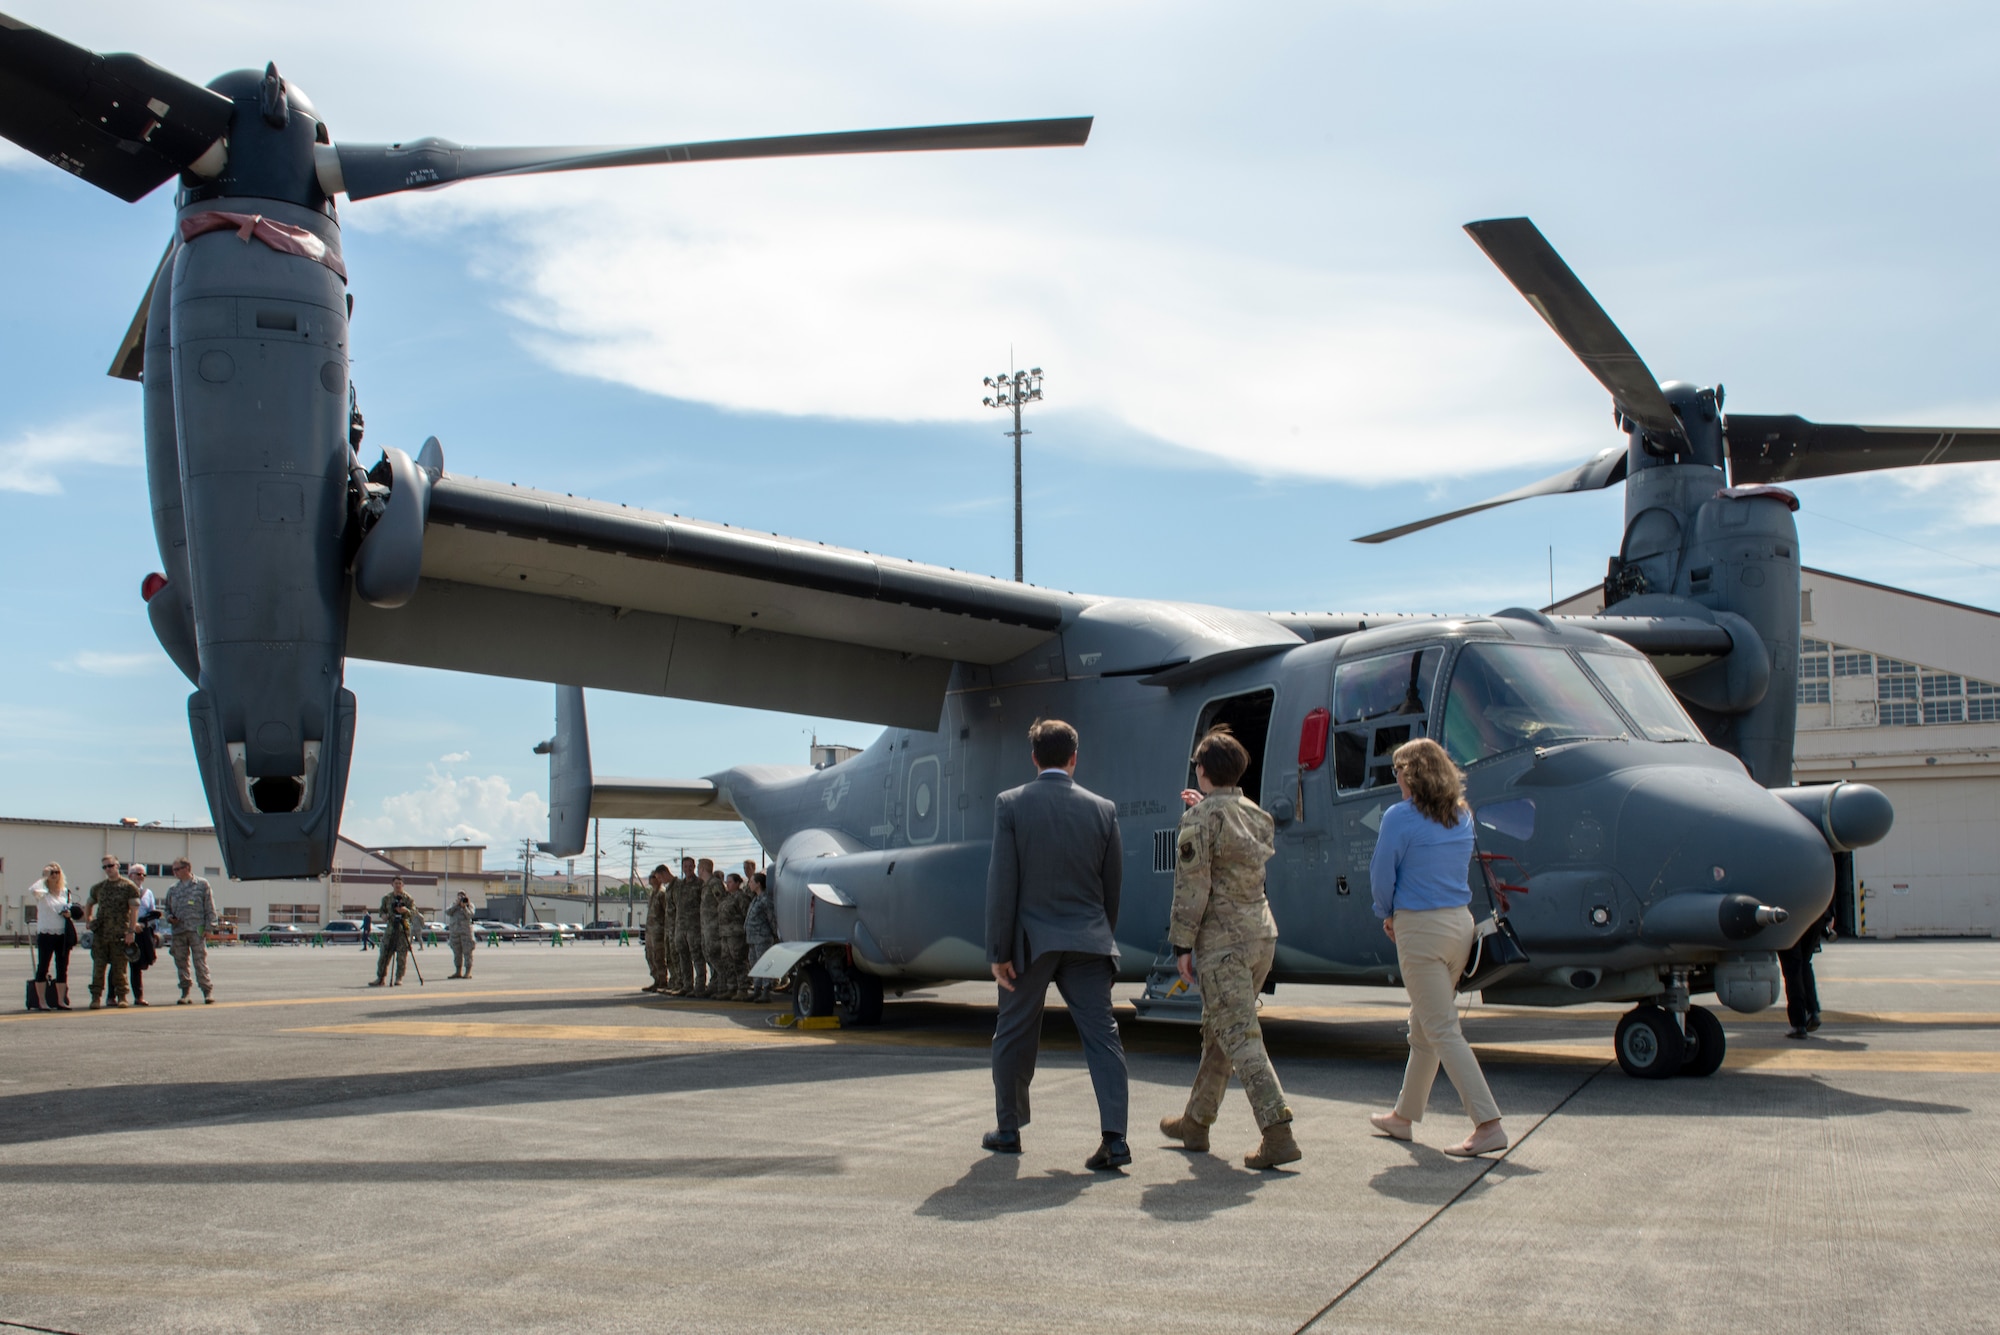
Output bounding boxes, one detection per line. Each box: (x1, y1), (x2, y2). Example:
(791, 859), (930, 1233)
(0, 822), (450, 933)
(1553, 567), (1999, 938)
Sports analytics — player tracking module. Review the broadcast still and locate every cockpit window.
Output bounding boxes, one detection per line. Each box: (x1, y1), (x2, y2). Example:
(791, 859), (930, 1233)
(1331, 647), (1441, 791)
(1580, 651), (1702, 742)
(1441, 643), (1629, 765)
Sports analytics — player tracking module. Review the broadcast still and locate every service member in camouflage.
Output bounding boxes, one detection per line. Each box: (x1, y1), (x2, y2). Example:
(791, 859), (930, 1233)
(697, 858), (726, 999)
(164, 857), (220, 1004)
(368, 878), (419, 987)
(744, 870), (778, 1002)
(671, 856), (703, 997)
(717, 872), (752, 1000)
(446, 891), (477, 978)
(1159, 727), (1300, 1170)
(86, 856), (140, 1009)
(642, 864), (672, 993)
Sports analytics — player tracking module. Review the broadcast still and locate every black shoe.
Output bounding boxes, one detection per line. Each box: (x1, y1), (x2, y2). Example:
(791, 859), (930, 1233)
(1085, 1134), (1132, 1171)
(1786, 1026), (1808, 1039)
(1806, 1013), (1822, 1032)
(981, 1130), (1022, 1154)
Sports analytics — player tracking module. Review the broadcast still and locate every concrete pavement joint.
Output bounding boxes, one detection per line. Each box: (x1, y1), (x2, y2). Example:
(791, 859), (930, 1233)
(1293, 1062), (1613, 1334)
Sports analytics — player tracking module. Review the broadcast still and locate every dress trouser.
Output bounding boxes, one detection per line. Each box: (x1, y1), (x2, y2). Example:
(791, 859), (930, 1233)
(1185, 933), (1292, 1131)
(1779, 942), (1819, 1029)
(1392, 906), (1501, 1126)
(170, 932), (211, 995)
(990, 950), (1129, 1136)
(34, 934), (66, 982)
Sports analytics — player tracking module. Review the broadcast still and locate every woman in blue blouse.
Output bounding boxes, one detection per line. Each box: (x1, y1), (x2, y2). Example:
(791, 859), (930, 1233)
(1367, 737), (1507, 1157)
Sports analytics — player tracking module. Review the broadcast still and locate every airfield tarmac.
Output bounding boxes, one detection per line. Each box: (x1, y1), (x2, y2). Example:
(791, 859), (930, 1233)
(0, 939), (1994, 1335)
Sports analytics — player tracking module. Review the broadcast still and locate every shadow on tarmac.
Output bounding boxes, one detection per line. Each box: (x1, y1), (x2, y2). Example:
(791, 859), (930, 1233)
(1137, 1148), (1275, 1221)
(914, 1153), (1112, 1221)
(0, 1155), (844, 1185)
(1366, 1144), (1540, 1205)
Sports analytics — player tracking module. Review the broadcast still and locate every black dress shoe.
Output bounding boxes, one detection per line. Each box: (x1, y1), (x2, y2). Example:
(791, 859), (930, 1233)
(981, 1130), (1022, 1154)
(1085, 1134), (1132, 1171)
(1806, 1013), (1822, 1032)
(1786, 1026), (1809, 1039)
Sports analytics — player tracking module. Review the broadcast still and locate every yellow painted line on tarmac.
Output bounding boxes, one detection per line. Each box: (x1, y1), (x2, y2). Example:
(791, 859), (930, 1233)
(1265, 1005), (2000, 1028)
(288, 1019), (992, 1051)
(1468, 1038), (2000, 1074)
(0, 985), (643, 1024)
(1817, 977), (2000, 986)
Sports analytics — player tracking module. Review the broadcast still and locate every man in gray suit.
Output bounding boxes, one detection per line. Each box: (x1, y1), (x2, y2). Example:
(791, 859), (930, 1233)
(983, 718), (1131, 1170)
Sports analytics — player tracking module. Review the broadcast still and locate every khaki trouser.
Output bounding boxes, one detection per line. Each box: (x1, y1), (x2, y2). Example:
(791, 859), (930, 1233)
(1185, 932), (1291, 1130)
(1392, 906), (1501, 1126)
(170, 931), (211, 996)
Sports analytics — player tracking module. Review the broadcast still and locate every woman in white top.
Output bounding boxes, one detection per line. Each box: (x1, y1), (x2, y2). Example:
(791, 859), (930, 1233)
(32, 863), (75, 1009)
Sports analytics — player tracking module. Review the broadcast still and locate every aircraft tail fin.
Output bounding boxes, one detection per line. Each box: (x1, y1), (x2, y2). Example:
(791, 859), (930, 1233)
(536, 687), (740, 857)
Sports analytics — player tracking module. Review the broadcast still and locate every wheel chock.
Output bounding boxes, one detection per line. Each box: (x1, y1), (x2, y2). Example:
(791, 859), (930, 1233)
(765, 1012), (840, 1030)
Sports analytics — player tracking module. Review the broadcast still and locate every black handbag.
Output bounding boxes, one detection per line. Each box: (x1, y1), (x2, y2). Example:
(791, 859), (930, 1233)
(1460, 848), (1531, 992)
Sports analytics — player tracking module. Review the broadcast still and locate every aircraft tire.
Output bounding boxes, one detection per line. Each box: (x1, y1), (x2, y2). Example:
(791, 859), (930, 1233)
(835, 973), (885, 1027)
(794, 960), (837, 1020)
(1614, 1004), (1686, 1079)
(1677, 1004), (1726, 1078)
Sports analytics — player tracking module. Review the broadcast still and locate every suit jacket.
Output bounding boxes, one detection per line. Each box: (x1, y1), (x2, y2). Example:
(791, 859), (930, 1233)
(984, 771), (1124, 968)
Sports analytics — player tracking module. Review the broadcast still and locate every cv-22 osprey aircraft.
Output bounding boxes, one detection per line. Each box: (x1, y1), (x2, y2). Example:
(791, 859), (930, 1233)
(7, 12), (1996, 1080)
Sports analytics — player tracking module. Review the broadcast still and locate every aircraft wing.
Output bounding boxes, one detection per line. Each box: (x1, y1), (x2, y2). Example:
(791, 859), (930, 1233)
(346, 473), (1075, 729)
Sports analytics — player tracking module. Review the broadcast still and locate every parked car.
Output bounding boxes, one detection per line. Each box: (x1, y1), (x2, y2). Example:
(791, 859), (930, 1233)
(244, 923), (311, 945)
(514, 921), (575, 941)
(470, 921), (514, 940)
(423, 921), (449, 936)
(581, 920), (625, 940)
(322, 920), (366, 943)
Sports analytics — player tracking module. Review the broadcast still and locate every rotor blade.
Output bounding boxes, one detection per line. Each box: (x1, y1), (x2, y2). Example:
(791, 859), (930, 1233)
(107, 238), (175, 381)
(1353, 444), (1628, 544)
(1725, 414), (2000, 485)
(1464, 218), (1684, 442)
(0, 11), (231, 203)
(332, 116), (1093, 201)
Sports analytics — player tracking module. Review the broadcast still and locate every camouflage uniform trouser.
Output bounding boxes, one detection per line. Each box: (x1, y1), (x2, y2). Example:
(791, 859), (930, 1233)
(677, 927), (706, 994)
(170, 931), (212, 996)
(450, 931), (475, 975)
(90, 933), (131, 1003)
(1185, 932), (1292, 1131)
(717, 932), (748, 995)
(644, 917), (667, 987)
(746, 932), (777, 994)
(376, 931), (410, 983)
(701, 927), (724, 995)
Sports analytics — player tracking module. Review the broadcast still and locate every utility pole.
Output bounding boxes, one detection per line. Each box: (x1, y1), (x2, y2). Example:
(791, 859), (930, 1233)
(982, 365), (1044, 583)
(621, 826), (646, 926)
(591, 817), (601, 926)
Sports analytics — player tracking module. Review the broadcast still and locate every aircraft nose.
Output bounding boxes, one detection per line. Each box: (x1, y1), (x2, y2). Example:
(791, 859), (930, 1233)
(1618, 765), (1833, 950)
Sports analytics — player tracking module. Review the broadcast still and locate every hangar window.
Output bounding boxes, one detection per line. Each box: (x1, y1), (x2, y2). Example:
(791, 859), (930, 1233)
(1879, 701), (1921, 727)
(1967, 680), (2000, 722)
(1331, 647), (1441, 791)
(1832, 652), (1873, 677)
(1799, 653), (1829, 680)
(1440, 644), (1628, 766)
(1798, 679), (1831, 705)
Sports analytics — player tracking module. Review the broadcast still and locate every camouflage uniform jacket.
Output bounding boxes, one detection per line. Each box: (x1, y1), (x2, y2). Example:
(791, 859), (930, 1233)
(717, 884), (751, 943)
(646, 881), (670, 934)
(88, 876), (140, 936)
(1169, 788), (1277, 952)
(377, 890), (418, 944)
(164, 876), (220, 934)
(446, 901), (476, 941)
(698, 875), (726, 938)
(671, 875), (702, 930)
(743, 891), (778, 950)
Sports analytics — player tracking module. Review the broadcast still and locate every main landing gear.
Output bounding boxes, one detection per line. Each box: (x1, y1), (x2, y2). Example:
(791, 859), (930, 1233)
(791, 953), (885, 1027)
(1614, 970), (1726, 1079)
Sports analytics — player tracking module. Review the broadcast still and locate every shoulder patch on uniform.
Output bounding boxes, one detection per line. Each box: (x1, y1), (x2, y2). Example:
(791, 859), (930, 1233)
(1178, 837), (1198, 864)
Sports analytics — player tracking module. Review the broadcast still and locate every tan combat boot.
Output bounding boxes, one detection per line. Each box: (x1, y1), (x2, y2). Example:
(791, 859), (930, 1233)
(1159, 1114), (1211, 1152)
(1244, 1119), (1302, 1170)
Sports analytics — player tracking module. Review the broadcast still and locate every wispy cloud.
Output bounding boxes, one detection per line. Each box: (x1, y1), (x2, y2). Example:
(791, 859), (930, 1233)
(439, 750), (471, 763)
(0, 416), (139, 495)
(53, 650), (160, 677)
(343, 765), (547, 848)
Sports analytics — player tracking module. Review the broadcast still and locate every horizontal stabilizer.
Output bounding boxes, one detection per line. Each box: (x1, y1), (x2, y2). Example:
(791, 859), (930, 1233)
(537, 686), (741, 858)
(589, 777), (739, 823)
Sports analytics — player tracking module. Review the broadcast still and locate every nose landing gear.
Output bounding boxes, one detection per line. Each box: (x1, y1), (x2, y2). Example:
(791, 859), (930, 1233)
(1615, 970), (1727, 1078)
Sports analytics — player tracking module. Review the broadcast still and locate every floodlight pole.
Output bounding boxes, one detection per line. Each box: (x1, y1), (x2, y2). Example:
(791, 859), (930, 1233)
(982, 366), (1044, 583)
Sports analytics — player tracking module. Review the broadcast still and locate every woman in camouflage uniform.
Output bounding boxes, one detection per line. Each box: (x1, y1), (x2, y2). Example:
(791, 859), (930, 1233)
(743, 871), (779, 1002)
(1158, 727), (1299, 1170)
(446, 891), (477, 978)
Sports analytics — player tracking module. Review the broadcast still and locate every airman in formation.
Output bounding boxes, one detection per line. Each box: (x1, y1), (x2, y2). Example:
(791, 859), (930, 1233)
(642, 855), (778, 1003)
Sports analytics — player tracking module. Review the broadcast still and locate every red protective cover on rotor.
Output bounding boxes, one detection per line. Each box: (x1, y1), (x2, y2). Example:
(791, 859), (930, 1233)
(178, 211), (349, 282)
(140, 572), (168, 603)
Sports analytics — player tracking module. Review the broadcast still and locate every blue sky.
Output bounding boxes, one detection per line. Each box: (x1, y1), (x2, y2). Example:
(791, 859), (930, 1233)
(1, 2), (1995, 873)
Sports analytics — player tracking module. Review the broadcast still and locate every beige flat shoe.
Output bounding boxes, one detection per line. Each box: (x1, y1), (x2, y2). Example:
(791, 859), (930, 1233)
(1442, 1124), (1508, 1158)
(1368, 1112), (1413, 1142)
